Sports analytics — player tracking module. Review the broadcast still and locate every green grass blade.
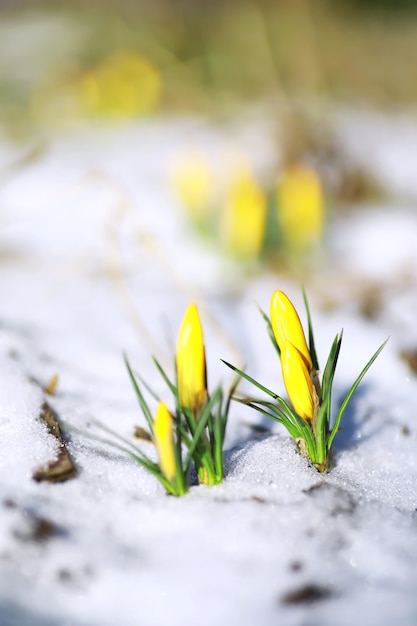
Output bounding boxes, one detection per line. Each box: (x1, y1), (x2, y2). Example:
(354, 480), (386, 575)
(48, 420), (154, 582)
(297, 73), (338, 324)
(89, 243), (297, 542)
(257, 305), (280, 358)
(183, 389), (221, 470)
(124, 354), (154, 435)
(71, 422), (174, 487)
(223, 373), (241, 423)
(236, 399), (302, 438)
(295, 418), (317, 460)
(88, 419), (151, 458)
(313, 402), (330, 464)
(320, 331), (343, 433)
(327, 337), (389, 450)
(152, 357), (177, 395)
(243, 397), (299, 430)
(213, 401), (224, 478)
(236, 398), (284, 422)
(221, 360), (280, 400)
(321, 332), (343, 400)
(302, 287), (320, 372)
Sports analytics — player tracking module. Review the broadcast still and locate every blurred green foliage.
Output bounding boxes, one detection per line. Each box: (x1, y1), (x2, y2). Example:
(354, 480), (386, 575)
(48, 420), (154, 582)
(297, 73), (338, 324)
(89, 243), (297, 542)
(1, 0), (417, 135)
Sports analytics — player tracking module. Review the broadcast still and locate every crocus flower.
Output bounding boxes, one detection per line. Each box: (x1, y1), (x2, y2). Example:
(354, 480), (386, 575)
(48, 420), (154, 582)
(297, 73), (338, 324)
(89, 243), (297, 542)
(224, 288), (386, 472)
(221, 165), (267, 259)
(153, 401), (176, 482)
(176, 303), (207, 414)
(171, 152), (214, 219)
(277, 165), (324, 254)
(270, 290), (318, 422)
(81, 51), (162, 117)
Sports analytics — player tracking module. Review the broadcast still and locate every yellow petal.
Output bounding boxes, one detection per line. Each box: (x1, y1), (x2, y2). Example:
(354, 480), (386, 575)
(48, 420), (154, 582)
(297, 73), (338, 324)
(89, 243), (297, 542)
(270, 290), (312, 371)
(154, 402), (176, 481)
(171, 152), (214, 219)
(176, 303), (207, 413)
(281, 341), (315, 422)
(221, 166), (267, 259)
(277, 165), (324, 252)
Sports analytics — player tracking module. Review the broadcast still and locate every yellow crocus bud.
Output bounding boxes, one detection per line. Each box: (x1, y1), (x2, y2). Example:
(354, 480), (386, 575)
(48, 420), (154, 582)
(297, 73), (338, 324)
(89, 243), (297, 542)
(171, 152), (214, 219)
(277, 164), (324, 253)
(270, 290), (312, 371)
(281, 341), (316, 422)
(221, 166), (267, 259)
(176, 303), (207, 414)
(154, 401), (176, 482)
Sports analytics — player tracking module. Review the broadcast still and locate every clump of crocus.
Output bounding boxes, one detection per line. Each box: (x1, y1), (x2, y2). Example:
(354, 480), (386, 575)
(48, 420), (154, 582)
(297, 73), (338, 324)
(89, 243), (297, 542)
(175, 304), (237, 485)
(223, 289), (387, 472)
(91, 376), (189, 496)
(171, 152), (267, 262)
(277, 165), (324, 257)
(120, 303), (237, 494)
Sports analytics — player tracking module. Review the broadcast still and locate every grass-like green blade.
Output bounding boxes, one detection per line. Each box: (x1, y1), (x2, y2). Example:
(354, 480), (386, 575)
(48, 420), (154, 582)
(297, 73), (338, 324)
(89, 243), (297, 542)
(327, 337), (389, 450)
(213, 400), (224, 478)
(236, 398), (303, 438)
(321, 332), (343, 402)
(257, 305), (280, 358)
(88, 419), (151, 457)
(124, 354), (154, 435)
(223, 373), (241, 425)
(183, 389), (221, 469)
(302, 287), (320, 373)
(316, 331), (343, 443)
(221, 360), (281, 400)
(153, 357), (177, 395)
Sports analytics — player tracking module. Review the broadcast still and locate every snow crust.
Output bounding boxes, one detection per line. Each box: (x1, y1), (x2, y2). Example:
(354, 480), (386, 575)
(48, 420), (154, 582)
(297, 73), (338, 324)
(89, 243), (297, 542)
(0, 113), (417, 626)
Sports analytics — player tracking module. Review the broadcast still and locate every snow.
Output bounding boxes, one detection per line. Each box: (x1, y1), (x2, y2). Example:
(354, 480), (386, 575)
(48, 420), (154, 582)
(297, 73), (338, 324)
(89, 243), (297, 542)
(1, 112), (417, 626)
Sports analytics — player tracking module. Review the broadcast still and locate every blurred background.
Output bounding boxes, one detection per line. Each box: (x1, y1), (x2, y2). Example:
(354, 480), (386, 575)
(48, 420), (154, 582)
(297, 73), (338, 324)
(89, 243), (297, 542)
(1, 0), (417, 134)
(1, 0), (417, 276)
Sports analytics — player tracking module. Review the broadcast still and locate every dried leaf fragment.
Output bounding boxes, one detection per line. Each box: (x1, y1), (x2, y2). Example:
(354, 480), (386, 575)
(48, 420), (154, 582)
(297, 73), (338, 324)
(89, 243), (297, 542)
(33, 401), (76, 483)
(133, 425), (152, 442)
(44, 374), (59, 396)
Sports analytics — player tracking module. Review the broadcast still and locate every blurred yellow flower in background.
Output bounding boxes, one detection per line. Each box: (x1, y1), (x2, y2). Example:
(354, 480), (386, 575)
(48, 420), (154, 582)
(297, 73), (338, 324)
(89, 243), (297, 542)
(171, 152), (214, 220)
(221, 165), (266, 260)
(277, 165), (324, 254)
(80, 51), (162, 117)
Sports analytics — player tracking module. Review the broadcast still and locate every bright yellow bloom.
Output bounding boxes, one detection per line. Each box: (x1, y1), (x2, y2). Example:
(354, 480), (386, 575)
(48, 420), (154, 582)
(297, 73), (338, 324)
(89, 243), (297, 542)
(270, 290), (312, 371)
(154, 402), (176, 481)
(281, 341), (316, 421)
(221, 166), (267, 259)
(80, 51), (161, 118)
(171, 152), (214, 219)
(270, 290), (316, 422)
(176, 303), (207, 413)
(277, 165), (324, 252)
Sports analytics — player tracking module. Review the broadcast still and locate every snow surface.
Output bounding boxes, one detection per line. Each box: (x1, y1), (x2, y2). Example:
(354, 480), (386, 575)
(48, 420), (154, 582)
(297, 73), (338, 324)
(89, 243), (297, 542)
(0, 113), (417, 626)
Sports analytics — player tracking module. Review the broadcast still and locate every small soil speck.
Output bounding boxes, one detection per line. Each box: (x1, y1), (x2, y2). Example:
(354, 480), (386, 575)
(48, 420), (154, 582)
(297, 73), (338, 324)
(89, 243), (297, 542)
(32, 517), (57, 541)
(400, 348), (417, 375)
(14, 515), (59, 543)
(3, 498), (17, 509)
(251, 495), (266, 504)
(281, 584), (334, 605)
(289, 560), (303, 572)
(57, 568), (73, 583)
(359, 286), (383, 320)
